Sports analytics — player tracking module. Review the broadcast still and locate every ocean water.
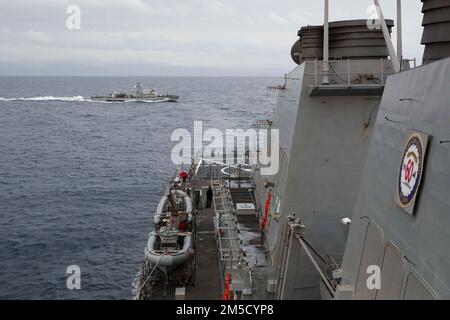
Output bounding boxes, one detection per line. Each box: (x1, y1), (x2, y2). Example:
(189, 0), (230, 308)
(0, 76), (277, 299)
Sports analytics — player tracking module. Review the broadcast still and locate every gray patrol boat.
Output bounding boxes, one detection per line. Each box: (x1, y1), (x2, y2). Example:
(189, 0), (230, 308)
(91, 82), (179, 102)
(136, 0), (450, 300)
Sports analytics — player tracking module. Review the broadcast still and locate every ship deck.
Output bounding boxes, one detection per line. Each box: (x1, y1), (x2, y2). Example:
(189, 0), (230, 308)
(141, 160), (270, 300)
(142, 177), (222, 300)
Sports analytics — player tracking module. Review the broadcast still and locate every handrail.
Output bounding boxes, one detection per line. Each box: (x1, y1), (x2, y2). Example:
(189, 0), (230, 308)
(304, 59), (396, 88)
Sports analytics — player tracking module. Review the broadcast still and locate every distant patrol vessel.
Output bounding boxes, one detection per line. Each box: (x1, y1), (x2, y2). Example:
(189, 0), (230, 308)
(91, 82), (179, 102)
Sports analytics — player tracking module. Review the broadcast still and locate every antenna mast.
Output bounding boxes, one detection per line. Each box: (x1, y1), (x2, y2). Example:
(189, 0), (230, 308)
(322, 0), (330, 84)
(374, 0), (401, 73)
(397, 0), (403, 64)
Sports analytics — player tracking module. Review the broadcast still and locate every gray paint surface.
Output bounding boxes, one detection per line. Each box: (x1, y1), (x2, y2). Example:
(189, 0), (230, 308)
(337, 58), (450, 300)
(254, 57), (392, 299)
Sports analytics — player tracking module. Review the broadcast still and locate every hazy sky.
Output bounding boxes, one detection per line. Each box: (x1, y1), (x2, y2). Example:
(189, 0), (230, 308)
(0, 0), (424, 76)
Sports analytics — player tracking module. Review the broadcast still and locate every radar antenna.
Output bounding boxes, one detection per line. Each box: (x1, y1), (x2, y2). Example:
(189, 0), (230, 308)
(135, 82), (144, 96)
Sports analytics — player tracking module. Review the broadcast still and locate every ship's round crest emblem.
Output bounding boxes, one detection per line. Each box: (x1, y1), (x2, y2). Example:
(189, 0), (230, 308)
(398, 134), (424, 207)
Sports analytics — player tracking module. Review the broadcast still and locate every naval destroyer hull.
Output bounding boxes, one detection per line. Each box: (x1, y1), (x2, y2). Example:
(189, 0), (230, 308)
(138, 57), (449, 299)
(138, 2), (450, 299)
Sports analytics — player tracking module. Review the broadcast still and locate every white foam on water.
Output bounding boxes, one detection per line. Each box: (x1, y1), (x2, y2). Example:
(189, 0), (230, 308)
(0, 96), (87, 102)
(0, 96), (170, 103)
(123, 98), (170, 103)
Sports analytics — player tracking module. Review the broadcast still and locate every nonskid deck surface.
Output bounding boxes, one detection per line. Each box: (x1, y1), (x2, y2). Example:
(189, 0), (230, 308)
(187, 205), (222, 300)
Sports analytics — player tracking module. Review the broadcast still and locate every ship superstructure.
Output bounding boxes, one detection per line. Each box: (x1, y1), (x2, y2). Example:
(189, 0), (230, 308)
(251, 19), (406, 299)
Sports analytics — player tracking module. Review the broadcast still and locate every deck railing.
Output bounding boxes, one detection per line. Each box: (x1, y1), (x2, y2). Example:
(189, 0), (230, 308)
(304, 59), (394, 88)
(303, 58), (416, 89)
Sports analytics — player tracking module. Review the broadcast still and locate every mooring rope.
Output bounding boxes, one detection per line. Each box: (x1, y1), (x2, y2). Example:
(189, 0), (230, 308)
(137, 254), (163, 299)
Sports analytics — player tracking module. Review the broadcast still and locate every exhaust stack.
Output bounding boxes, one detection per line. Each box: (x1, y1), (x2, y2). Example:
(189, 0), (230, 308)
(421, 0), (450, 64)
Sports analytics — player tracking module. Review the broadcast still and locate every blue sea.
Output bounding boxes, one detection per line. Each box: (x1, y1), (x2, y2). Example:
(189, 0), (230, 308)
(0, 76), (277, 299)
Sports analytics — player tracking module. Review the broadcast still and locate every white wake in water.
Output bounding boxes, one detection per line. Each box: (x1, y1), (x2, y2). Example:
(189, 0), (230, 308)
(0, 96), (168, 103)
(0, 96), (88, 102)
(123, 98), (170, 103)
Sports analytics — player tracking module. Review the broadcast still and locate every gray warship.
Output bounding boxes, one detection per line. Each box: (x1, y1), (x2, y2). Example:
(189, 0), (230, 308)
(91, 82), (179, 102)
(136, 0), (449, 300)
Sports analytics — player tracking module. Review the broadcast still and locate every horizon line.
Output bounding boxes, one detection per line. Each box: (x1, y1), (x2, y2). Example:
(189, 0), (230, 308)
(0, 74), (284, 78)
